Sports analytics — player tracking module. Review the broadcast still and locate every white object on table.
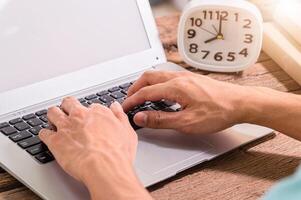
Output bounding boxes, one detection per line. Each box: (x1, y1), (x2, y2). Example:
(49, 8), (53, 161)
(263, 22), (301, 85)
(177, 0), (263, 72)
(172, 0), (191, 10)
(273, 0), (301, 45)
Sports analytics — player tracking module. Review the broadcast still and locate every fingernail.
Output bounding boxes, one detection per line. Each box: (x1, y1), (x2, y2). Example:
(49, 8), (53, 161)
(111, 101), (122, 110)
(134, 112), (148, 126)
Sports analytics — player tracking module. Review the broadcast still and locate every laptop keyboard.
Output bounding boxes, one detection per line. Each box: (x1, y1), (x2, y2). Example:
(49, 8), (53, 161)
(0, 81), (177, 164)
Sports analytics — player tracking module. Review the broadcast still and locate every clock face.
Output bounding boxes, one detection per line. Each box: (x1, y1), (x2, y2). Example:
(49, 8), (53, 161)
(183, 6), (261, 69)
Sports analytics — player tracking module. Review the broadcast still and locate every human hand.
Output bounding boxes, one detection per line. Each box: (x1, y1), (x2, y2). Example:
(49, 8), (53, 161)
(123, 71), (248, 135)
(39, 98), (150, 200)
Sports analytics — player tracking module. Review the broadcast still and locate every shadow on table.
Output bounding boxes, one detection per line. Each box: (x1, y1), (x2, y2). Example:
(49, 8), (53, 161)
(148, 149), (301, 191)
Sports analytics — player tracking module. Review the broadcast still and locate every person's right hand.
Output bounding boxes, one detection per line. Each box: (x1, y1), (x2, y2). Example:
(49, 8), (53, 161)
(123, 70), (250, 135)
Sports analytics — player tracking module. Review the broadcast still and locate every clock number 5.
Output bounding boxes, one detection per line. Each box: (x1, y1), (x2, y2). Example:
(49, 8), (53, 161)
(227, 52), (235, 62)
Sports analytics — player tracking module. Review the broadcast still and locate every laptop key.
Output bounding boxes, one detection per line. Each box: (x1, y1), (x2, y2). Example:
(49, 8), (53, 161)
(40, 115), (48, 123)
(81, 102), (90, 107)
(9, 131), (32, 142)
(116, 98), (125, 104)
(97, 90), (109, 97)
(0, 122), (9, 129)
(108, 86), (120, 93)
(162, 100), (176, 107)
(22, 113), (36, 121)
(85, 94), (98, 100)
(14, 122), (30, 131)
(121, 90), (128, 95)
(35, 151), (54, 164)
(27, 144), (48, 155)
(29, 126), (42, 135)
(1, 126), (18, 135)
(111, 91), (126, 99)
(28, 118), (43, 127)
(18, 137), (41, 149)
(36, 109), (47, 116)
(119, 82), (131, 89)
(42, 124), (50, 129)
(9, 118), (23, 125)
(99, 95), (114, 103)
(78, 98), (86, 103)
(88, 99), (103, 105)
(127, 109), (141, 130)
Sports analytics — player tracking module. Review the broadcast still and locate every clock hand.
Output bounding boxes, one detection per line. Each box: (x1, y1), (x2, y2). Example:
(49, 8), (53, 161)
(217, 17), (224, 39)
(200, 27), (216, 36)
(212, 25), (218, 34)
(204, 35), (218, 44)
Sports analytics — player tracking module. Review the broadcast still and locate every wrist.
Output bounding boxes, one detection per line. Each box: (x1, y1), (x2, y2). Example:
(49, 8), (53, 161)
(80, 152), (151, 200)
(237, 86), (296, 126)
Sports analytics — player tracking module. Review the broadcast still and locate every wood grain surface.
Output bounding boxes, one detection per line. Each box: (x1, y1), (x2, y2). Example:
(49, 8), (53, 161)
(1, 2), (301, 200)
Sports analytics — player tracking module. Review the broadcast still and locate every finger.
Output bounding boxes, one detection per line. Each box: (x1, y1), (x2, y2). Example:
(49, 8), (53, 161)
(39, 129), (56, 148)
(127, 71), (184, 97)
(110, 101), (129, 123)
(123, 83), (184, 112)
(89, 103), (115, 119)
(133, 111), (182, 129)
(60, 97), (84, 115)
(47, 107), (67, 128)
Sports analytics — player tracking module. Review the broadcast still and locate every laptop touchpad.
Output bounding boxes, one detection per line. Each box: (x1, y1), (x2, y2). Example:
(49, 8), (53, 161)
(135, 128), (213, 175)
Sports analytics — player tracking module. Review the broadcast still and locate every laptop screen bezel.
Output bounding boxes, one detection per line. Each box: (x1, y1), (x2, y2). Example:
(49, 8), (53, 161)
(0, 0), (166, 116)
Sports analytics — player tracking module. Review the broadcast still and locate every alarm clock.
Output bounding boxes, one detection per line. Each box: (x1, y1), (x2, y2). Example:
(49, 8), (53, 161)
(177, 0), (263, 72)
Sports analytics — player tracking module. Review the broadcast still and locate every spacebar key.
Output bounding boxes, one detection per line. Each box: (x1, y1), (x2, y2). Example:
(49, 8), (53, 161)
(18, 137), (41, 149)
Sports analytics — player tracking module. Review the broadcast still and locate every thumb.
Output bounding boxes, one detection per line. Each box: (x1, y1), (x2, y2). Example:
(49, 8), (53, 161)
(134, 111), (181, 129)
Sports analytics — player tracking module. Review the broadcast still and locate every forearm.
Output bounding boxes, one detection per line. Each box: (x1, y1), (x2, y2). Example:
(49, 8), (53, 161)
(241, 86), (301, 140)
(82, 154), (153, 200)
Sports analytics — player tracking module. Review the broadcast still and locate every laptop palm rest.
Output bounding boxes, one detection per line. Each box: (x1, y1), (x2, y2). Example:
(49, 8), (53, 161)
(135, 128), (213, 175)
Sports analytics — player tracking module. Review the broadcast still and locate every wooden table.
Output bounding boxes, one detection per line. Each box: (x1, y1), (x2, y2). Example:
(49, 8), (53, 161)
(2, 3), (301, 200)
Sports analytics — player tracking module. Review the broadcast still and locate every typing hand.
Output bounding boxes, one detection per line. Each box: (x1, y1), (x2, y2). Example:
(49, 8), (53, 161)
(123, 71), (248, 135)
(39, 98), (150, 200)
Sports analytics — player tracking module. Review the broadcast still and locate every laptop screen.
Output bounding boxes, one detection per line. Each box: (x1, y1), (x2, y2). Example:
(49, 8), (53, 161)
(0, 0), (151, 93)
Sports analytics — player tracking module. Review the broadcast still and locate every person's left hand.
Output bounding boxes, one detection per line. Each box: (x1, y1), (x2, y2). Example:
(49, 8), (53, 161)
(39, 97), (138, 188)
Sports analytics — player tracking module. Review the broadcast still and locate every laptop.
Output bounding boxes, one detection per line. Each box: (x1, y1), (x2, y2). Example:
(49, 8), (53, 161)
(0, 0), (273, 199)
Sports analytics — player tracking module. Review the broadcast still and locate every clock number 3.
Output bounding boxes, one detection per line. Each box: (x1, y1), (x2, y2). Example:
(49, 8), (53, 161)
(244, 34), (253, 43)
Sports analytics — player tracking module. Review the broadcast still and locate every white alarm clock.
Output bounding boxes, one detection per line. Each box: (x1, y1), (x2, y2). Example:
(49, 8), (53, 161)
(178, 0), (263, 72)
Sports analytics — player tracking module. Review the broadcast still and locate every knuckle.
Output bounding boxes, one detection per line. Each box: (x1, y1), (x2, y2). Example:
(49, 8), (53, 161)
(150, 112), (162, 127)
(90, 103), (110, 113)
(142, 71), (153, 79)
(71, 105), (85, 118)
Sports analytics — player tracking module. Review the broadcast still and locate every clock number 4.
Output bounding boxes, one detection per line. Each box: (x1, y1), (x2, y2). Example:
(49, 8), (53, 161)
(239, 48), (248, 57)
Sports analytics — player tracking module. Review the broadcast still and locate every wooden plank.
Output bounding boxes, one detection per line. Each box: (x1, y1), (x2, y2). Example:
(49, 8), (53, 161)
(0, 187), (40, 200)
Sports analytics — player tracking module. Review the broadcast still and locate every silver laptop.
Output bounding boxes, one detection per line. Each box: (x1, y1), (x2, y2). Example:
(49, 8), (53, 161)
(0, 0), (273, 199)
